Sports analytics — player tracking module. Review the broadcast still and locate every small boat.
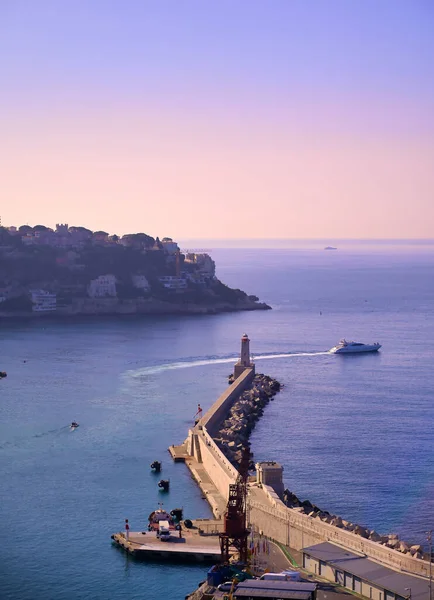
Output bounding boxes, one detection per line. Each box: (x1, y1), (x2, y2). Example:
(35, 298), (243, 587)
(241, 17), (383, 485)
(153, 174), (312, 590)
(148, 503), (176, 532)
(170, 507), (183, 522)
(330, 339), (381, 354)
(70, 421), (79, 430)
(150, 460), (161, 473)
(324, 246), (337, 250)
(158, 479), (170, 492)
(0, 371), (7, 378)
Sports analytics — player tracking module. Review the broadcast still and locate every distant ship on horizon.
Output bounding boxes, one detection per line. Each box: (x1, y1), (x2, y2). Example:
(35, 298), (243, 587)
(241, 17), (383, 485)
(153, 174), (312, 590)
(324, 246), (337, 250)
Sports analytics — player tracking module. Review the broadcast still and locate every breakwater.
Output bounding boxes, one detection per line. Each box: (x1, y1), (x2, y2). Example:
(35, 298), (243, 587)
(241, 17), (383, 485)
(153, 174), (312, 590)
(213, 374), (281, 470)
(282, 490), (425, 559)
(170, 335), (431, 579)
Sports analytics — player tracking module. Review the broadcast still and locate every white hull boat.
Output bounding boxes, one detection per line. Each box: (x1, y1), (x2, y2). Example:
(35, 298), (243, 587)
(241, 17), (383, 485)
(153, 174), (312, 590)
(330, 339), (381, 354)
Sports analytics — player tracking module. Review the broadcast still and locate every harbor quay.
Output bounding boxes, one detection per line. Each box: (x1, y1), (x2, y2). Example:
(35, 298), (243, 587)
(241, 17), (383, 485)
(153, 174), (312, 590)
(111, 529), (221, 563)
(111, 334), (432, 599)
(168, 335), (433, 600)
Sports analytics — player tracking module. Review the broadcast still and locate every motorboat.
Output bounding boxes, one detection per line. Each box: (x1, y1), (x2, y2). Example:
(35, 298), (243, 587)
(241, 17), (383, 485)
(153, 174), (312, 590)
(329, 339), (381, 354)
(148, 503), (177, 532)
(158, 479), (170, 492)
(70, 421), (79, 430)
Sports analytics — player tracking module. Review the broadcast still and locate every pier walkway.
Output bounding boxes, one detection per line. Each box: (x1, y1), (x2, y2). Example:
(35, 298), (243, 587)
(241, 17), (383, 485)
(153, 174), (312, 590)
(184, 454), (227, 518)
(111, 529), (221, 562)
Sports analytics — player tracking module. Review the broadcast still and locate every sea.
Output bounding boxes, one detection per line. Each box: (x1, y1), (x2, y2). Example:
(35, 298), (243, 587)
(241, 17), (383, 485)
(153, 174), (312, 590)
(1, 240), (433, 600)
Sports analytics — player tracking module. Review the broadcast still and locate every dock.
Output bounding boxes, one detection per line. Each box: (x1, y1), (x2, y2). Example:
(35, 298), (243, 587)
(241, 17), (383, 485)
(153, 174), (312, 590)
(111, 528), (222, 562)
(168, 443), (190, 462)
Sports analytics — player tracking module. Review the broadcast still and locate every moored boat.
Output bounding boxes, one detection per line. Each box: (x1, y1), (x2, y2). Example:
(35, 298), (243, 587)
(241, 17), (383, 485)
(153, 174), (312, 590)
(158, 479), (170, 492)
(148, 503), (177, 532)
(329, 339), (381, 354)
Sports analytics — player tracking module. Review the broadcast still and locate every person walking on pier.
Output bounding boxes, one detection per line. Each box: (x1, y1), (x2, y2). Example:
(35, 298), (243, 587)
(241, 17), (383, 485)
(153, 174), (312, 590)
(125, 519), (130, 541)
(194, 404), (203, 425)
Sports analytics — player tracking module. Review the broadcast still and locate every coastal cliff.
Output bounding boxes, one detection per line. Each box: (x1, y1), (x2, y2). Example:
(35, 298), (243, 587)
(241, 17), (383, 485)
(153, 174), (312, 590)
(0, 224), (270, 318)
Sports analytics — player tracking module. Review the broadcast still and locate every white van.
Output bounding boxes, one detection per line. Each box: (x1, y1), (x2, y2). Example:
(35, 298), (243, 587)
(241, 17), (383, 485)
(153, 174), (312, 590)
(280, 570), (301, 581)
(260, 571), (301, 582)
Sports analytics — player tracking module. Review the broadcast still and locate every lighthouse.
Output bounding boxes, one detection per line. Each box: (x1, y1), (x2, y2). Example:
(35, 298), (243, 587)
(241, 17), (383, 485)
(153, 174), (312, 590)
(233, 333), (255, 379)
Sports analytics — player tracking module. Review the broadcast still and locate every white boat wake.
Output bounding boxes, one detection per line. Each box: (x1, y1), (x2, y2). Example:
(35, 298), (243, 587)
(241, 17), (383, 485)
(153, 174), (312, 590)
(127, 351), (330, 377)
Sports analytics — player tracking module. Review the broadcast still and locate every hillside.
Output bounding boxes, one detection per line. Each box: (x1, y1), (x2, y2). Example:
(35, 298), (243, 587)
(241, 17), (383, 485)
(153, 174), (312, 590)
(0, 225), (271, 317)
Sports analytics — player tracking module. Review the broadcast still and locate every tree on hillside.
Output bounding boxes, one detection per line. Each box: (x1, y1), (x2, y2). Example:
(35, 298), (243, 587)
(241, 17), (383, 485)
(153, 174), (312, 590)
(0, 227), (11, 244)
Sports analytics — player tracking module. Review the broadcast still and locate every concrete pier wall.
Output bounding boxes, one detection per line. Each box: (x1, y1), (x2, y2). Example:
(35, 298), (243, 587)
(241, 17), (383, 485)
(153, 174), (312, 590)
(200, 368), (255, 435)
(249, 486), (431, 578)
(186, 368), (255, 505)
(196, 431), (238, 508)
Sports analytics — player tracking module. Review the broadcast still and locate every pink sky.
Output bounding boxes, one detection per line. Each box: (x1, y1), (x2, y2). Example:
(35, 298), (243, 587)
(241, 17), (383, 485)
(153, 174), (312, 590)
(1, 1), (433, 239)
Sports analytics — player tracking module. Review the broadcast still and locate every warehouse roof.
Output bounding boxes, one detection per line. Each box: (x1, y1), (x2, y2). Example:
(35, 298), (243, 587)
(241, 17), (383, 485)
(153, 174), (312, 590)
(304, 542), (429, 600)
(234, 580), (316, 599)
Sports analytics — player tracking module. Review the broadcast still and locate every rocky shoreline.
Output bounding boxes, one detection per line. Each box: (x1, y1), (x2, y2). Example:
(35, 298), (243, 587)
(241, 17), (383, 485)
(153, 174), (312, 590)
(0, 297), (271, 320)
(204, 371), (425, 560)
(282, 489), (425, 559)
(212, 373), (281, 470)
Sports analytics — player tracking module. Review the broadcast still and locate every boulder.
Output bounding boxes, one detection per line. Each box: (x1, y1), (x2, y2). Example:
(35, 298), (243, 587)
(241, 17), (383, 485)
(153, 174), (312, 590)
(399, 542), (410, 553)
(354, 525), (369, 538)
(369, 531), (382, 543)
(331, 516), (343, 528)
(410, 545), (423, 555)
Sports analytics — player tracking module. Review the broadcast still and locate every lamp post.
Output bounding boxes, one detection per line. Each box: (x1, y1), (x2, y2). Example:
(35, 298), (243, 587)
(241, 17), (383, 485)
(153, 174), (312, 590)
(427, 530), (432, 600)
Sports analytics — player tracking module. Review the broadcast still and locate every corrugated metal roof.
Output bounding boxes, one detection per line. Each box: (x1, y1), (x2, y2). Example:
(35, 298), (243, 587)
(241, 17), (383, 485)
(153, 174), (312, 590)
(237, 581), (316, 591)
(234, 590), (312, 599)
(303, 542), (429, 600)
(233, 580), (316, 598)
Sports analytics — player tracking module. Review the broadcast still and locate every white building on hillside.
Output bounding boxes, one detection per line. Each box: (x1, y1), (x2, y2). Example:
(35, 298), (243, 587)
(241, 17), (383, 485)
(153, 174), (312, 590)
(30, 290), (57, 312)
(131, 275), (150, 291)
(87, 274), (117, 298)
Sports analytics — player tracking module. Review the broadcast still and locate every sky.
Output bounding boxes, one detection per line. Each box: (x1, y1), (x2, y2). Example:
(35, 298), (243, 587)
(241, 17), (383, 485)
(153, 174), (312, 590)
(1, 0), (433, 239)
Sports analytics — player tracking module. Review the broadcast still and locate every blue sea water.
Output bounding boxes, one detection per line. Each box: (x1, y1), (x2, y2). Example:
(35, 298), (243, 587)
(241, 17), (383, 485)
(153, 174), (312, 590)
(1, 241), (434, 600)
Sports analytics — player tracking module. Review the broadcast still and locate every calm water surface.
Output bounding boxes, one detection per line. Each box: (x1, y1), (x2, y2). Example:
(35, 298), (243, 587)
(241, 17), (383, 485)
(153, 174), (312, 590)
(1, 243), (433, 599)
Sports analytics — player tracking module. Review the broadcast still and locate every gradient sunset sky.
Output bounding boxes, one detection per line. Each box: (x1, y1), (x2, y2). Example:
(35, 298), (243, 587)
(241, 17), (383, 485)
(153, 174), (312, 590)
(1, 1), (433, 239)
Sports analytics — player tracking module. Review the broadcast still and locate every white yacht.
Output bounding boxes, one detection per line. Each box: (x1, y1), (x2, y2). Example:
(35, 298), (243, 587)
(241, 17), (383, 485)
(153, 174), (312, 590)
(330, 339), (381, 354)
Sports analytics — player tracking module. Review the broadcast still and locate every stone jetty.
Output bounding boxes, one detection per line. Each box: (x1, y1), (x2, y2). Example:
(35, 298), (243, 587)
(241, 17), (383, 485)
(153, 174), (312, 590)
(213, 374), (281, 469)
(282, 489), (425, 559)
(170, 334), (431, 580)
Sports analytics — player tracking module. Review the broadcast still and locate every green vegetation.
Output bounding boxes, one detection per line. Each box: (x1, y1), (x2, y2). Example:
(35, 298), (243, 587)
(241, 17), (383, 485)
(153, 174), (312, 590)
(0, 225), (268, 314)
